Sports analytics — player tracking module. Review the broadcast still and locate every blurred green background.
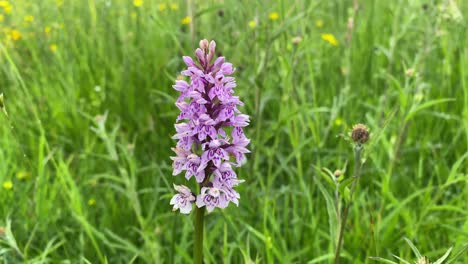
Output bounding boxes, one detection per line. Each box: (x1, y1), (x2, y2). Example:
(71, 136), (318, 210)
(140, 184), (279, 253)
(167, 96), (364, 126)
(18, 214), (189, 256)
(0, 0), (467, 263)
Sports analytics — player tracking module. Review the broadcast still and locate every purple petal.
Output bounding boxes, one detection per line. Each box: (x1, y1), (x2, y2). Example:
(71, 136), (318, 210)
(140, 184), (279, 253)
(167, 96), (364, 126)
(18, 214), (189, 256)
(183, 56), (196, 67)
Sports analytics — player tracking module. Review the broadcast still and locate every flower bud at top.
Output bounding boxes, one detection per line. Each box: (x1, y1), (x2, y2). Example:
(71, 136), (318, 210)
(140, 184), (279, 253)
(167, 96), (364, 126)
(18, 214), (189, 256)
(405, 68), (415, 77)
(351, 124), (369, 144)
(417, 257), (429, 264)
(291, 36), (302, 45)
(207, 40), (216, 63)
(334, 169), (343, 178)
(199, 39), (209, 52)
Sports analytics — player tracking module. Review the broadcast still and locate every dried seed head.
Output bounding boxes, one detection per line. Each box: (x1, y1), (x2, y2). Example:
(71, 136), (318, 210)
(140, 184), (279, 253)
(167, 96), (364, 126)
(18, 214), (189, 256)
(0, 227), (4, 236)
(351, 124), (370, 144)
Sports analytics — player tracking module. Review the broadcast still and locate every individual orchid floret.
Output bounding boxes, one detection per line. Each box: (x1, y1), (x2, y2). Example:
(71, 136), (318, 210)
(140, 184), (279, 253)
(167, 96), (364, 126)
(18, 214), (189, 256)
(196, 186), (226, 213)
(170, 184), (196, 214)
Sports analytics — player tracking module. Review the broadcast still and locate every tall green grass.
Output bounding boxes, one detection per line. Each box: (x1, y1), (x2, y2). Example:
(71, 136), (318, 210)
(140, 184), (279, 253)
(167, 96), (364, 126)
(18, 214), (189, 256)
(0, 0), (467, 263)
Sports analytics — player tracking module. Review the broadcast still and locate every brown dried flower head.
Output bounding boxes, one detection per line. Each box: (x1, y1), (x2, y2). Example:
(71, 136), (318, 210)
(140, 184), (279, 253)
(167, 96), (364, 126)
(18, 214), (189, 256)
(351, 124), (370, 144)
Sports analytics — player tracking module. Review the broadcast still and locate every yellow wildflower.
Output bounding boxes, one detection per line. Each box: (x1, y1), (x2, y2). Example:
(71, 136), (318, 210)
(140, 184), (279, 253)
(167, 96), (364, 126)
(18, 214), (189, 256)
(158, 3), (166, 11)
(88, 198), (96, 206)
(170, 3), (178, 10)
(49, 44), (57, 52)
(3, 4), (12, 14)
(0, 1), (12, 14)
(24, 15), (34, 22)
(268, 12), (279, 21)
(133, 0), (143, 7)
(44, 26), (51, 34)
(16, 171), (31, 180)
(2, 181), (13, 190)
(248, 20), (257, 28)
(334, 118), (343, 126)
(10, 29), (21, 41)
(315, 19), (324, 28)
(321, 33), (338, 46)
(181, 16), (191, 25)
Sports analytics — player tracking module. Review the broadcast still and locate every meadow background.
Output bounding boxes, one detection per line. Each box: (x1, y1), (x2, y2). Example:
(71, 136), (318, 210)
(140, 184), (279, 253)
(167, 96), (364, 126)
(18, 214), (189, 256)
(0, 0), (467, 263)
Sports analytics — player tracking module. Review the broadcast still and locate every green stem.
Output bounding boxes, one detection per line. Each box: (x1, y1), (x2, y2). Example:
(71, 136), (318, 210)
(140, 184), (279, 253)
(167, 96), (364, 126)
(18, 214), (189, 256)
(193, 206), (205, 264)
(334, 145), (363, 264)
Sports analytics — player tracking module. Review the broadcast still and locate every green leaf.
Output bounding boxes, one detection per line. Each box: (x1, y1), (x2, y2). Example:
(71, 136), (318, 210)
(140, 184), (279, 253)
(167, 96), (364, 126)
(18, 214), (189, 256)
(320, 167), (337, 187)
(405, 98), (455, 122)
(433, 246), (452, 264)
(392, 254), (412, 264)
(403, 237), (422, 259)
(368, 256), (399, 264)
(444, 152), (468, 187)
(307, 254), (334, 263)
(338, 177), (354, 194)
(314, 177), (338, 246)
(343, 187), (351, 204)
(446, 243), (468, 264)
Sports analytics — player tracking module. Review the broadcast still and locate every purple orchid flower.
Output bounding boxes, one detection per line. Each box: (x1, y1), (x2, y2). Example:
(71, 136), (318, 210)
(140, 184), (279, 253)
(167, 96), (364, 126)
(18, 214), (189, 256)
(170, 39), (250, 214)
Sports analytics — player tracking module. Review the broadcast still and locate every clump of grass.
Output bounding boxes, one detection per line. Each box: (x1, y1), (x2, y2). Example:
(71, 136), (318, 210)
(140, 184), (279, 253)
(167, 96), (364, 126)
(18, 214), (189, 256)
(370, 238), (468, 264)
